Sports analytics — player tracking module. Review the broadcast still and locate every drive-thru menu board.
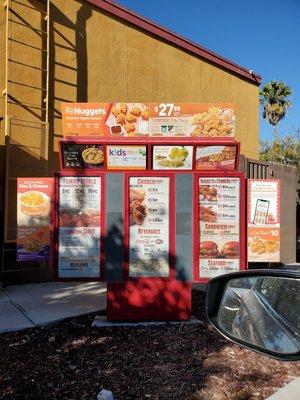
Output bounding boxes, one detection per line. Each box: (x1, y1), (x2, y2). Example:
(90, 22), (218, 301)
(248, 180), (280, 262)
(57, 176), (101, 278)
(129, 177), (170, 277)
(199, 177), (240, 278)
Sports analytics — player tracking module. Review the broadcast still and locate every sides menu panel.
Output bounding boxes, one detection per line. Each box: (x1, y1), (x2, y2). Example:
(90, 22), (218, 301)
(128, 176), (170, 277)
(57, 176), (101, 278)
(199, 177), (240, 278)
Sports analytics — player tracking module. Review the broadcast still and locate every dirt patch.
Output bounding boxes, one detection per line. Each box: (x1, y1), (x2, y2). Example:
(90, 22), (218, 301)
(0, 290), (299, 399)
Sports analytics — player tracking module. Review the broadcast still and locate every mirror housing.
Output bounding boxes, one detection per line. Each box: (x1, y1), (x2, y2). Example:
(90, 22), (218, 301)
(206, 269), (300, 361)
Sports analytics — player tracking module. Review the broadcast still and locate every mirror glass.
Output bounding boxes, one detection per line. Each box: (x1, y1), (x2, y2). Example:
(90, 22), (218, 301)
(217, 276), (300, 354)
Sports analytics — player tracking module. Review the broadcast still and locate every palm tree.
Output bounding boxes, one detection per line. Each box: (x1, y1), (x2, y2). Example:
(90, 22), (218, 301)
(259, 81), (292, 138)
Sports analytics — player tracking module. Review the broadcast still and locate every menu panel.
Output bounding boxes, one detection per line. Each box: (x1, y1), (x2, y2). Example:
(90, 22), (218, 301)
(57, 176), (101, 278)
(129, 177), (170, 277)
(152, 145), (193, 170)
(106, 145), (147, 170)
(61, 143), (104, 169)
(17, 178), (53, 262)
(149, 103), (236, 138)
(248, 180), (280, 262)
(196, 145), (237, 170)
(199, 177), (240, 278)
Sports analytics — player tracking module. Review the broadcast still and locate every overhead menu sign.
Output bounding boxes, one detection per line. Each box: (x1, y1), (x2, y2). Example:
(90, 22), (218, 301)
(247, 179), (280, 262)
(61, 103), (236, 138)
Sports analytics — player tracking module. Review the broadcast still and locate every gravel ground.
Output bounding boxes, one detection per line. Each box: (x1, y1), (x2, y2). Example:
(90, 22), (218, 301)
(0, 290), (299, 400)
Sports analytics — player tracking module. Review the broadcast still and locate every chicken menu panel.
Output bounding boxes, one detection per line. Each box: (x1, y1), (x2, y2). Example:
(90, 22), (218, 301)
(128, 177), (170, 277)
(199, 177), (240, 278)
(57, 176), (101, 278)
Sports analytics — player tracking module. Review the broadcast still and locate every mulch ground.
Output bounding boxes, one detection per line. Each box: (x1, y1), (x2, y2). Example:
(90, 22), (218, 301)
(0, 290), (299, 400)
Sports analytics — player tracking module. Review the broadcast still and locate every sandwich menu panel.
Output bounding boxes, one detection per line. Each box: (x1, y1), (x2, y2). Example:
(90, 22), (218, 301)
(199, 177), (240, 278)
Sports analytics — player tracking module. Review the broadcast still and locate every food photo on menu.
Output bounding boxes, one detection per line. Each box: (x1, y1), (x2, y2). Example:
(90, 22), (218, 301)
(199, 241), (239, 259)
(129, 188), (148, 226)
(62, 144), (104, 169)
(59, 208), (100, 228)
(189, 107), (235, 137)
(106, 103), (149, 136)
(153, 146), (193, 169)
(196, 145), (237, 170)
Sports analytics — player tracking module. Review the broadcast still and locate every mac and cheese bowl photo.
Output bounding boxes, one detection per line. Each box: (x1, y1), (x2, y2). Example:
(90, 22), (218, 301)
(19, 191), (49, 216)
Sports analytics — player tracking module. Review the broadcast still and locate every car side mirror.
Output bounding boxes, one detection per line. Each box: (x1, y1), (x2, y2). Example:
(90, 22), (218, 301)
(206, 269), (300, 361)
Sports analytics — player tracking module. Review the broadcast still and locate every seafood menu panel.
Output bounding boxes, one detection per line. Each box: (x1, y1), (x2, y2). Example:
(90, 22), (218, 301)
(57, 176), (101, 278)
(199, 177), (240, 278)
(17, 178), (53, 262)
(129, 177), (170, 277)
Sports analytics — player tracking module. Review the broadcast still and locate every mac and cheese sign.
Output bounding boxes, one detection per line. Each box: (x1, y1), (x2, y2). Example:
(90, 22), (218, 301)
(17, 178), (54, 262)
(61, 102), (237, 138)
(247, 179), (280, 262)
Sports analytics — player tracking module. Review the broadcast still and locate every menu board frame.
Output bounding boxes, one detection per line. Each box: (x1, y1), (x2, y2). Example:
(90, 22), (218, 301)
(124, 172), (175, 281)
(54, 171), (106, 282)
(59, 138), (240, 171)
(193, 171), (246, 283)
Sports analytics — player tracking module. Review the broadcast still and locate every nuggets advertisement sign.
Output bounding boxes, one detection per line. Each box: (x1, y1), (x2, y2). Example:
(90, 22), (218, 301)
(61, 103), (236, 139)
(61, 103), (149, 137)
(247, 180), (280, 262)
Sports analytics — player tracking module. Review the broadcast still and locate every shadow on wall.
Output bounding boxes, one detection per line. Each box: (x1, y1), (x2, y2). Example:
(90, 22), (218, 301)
(48, 1), (92, 171)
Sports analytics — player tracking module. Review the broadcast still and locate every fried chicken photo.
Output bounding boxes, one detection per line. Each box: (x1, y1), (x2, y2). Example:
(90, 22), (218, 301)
(129, 189), (147, 226)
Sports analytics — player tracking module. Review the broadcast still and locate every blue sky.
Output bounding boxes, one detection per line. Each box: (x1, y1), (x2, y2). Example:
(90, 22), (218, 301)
(117, 0), (300, 141)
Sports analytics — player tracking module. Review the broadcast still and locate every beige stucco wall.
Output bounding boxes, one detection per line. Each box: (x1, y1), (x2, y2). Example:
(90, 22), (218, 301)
(1, 0), (260, 241)
(49, 0), (260, 173)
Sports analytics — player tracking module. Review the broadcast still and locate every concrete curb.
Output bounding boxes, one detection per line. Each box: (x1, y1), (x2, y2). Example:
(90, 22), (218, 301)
(266, 377), (300, 399)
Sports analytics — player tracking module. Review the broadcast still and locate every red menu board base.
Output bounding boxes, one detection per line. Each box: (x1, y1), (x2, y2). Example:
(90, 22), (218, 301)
(107, 279), (191, 321)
